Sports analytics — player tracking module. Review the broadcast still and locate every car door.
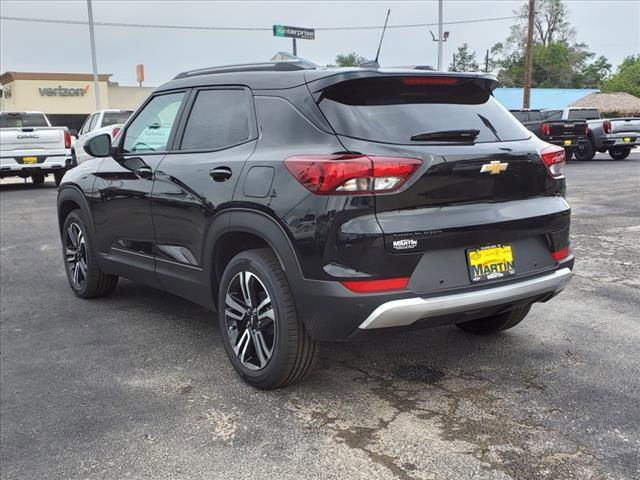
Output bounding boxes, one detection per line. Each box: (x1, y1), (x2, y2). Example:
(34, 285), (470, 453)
(150, 87), (258, 305)
(92, 91), (188, 286)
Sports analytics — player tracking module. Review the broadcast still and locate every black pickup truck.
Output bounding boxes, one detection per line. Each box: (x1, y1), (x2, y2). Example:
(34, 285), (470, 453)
(510, 109), (589, 159)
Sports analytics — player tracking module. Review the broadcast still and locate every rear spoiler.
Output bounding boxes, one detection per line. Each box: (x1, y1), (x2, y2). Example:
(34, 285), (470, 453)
(305, 71), (499, 97)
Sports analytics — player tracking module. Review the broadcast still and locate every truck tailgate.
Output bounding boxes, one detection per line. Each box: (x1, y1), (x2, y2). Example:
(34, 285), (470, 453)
(0, 128), (66, 155)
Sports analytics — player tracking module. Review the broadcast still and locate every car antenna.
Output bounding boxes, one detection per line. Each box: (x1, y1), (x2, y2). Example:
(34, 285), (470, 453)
(360, 9), (390, 69)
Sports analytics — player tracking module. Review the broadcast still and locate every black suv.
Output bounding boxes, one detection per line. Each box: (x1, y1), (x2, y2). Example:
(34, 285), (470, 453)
(57, 61), (574, 389)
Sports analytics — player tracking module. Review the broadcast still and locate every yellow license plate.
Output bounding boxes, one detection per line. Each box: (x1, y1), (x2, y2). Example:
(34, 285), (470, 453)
(564, 140), (572, 146)
(23, 157), (38, 164)
(467, 244), (515, 282)
(623, 137), (631, 143)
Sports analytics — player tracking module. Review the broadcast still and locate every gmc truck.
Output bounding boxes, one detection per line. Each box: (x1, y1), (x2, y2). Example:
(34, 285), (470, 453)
(542, 108), (640, 160)
(510, 109), (588, 160)
(1, 111), (75, 185)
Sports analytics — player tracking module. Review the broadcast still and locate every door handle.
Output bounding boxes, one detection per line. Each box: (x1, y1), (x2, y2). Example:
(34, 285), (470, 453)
(134, 166), (153, 180)
(209, 166), (232, 182)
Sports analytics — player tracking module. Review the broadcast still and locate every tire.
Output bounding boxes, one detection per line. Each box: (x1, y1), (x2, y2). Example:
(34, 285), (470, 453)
(609, 148), (631, 160)
(456, 304), (532, 335)
(54, 171), (65, 187)
(31, 173), (45, 184)
(62, 209), (118, 298)
(564, 149), (573, 161)
(574, 139), (595, 161)
(218, 248), (318, 389)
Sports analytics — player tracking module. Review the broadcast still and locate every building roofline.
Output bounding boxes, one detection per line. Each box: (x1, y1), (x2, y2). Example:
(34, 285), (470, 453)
(0, 71), (112, 85)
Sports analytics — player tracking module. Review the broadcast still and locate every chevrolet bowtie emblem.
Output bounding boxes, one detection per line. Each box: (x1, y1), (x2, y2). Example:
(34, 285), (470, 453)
(480, 161), (509, 175)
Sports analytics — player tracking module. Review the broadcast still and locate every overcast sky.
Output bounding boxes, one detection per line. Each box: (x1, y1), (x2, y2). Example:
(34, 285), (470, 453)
(1, 0), (638, 86)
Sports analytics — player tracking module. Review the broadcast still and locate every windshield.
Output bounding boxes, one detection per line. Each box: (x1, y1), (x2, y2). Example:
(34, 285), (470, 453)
(0, 113), (49, 128)
(317, 77), (531, 144)
(102, 111), (132, 127)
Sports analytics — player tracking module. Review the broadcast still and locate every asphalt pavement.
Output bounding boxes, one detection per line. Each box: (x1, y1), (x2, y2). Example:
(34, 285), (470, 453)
(1, 151), (639, 480)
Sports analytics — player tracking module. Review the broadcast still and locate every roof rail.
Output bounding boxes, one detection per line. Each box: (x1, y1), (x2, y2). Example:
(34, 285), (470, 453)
(173, 59), (317, 79)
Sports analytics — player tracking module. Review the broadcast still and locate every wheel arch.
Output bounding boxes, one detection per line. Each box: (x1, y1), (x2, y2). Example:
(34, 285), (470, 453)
(205, 209), (304, 307)
(57, 186), (95, 238)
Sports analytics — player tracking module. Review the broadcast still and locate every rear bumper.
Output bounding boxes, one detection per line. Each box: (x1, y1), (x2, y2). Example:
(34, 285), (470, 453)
(358, 267), (572, 330)
(599, 135), (639, 148)
(0, 156), (74, 176)
(546, 138), (589, 150)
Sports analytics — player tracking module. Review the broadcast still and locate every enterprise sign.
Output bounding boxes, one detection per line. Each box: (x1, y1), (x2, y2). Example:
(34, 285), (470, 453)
(39, 85), (90, 97)
(272, 24), (315, 40)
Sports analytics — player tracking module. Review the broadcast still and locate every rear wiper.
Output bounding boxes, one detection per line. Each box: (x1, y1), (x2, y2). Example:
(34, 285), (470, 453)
(410, 129), (480, 142)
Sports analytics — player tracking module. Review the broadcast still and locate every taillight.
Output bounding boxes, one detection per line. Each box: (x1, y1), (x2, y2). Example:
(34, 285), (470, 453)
(112, 127), (121, 138)
(539, 143), (566, 178)
(584, 123), (589, 135)
(551, 247), (569, 261)
(603, 120), (612, 134)
(402, 76), (460, 86)
(64, 130), (71, 149)
(342, 277), (409, 293)
(284, 155), (422, 195)
(542, 123), (551, 137)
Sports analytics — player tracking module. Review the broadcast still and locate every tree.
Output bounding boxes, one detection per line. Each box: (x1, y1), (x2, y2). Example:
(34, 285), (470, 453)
(449, 44), (479, 72)
(601, 55), (640, 97)
(334, 52), (367, 67)
(490, 0), (610, 89)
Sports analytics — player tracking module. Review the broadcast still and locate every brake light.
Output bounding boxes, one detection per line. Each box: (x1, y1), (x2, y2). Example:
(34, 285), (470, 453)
(64, 130), (71, 149)
(551, 247), (569, 261)
(284, 155), (422, 195)
(603, 120), (612, 134)
(112, 127), (121, 138)
(542, 123), (551, 137)
(342, 277), (409, 293)
(539, 143), (566, 178)
(402, 76), (460, 86)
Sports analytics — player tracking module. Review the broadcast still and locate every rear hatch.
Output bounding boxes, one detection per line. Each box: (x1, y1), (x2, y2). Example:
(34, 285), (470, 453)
(311, 72), (570, 288)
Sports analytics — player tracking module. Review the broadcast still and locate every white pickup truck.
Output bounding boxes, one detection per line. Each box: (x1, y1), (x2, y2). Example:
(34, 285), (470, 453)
(72, 109), (132, 164)
(0, 111), (74, 185)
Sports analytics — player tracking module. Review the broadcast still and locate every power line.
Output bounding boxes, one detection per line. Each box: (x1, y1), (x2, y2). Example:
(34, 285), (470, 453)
(0, 15), (521, 32)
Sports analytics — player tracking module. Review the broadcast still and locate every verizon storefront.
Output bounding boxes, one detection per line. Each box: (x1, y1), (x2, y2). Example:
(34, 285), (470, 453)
(0, 71), (154, 132)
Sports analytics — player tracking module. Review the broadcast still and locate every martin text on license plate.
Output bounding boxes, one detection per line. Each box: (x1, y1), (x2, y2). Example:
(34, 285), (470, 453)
(467, 244), (515, 282)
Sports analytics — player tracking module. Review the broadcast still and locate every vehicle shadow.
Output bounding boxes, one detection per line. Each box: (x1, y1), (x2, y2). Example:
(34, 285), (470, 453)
(0, 180), (58, 191)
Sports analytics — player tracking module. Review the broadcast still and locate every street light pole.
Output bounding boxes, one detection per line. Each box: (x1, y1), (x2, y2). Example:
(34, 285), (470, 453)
(86, 0), (101, 110)
(437, 0), (443, 70)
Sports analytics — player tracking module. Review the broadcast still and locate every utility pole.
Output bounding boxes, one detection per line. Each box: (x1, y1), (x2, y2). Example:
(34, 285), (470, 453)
(292, 38), (297, 56)
(86, 0), (101, 110)
(437, 0), (443, 70)
(485, 49), (489, 72)
(523, 0), (535, 108)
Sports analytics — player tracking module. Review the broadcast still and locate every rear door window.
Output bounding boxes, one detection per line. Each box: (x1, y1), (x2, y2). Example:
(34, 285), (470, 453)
(180, 89), (252, 151)
(316, 76), (531, 144)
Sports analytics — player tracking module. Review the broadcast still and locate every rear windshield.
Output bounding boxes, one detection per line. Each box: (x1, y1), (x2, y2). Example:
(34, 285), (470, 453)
(0, 113), (49, 128)
(568, 109), (599, 120)
(317, 77), (531, 144)
(102, 111), (132, 127)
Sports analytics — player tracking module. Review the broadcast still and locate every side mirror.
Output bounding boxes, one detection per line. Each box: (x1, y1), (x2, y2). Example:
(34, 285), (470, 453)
(84, 133), (111, 158)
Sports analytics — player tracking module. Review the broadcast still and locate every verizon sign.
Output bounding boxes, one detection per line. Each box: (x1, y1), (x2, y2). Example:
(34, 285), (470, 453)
(39, 85), (90, 97)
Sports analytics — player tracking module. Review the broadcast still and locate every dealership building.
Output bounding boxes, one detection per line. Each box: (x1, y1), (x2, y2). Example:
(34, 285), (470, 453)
(0, 71), (155, 132)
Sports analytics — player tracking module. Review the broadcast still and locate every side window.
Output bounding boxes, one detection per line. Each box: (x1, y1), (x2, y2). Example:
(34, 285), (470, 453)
(80, 114), (95, 134)
(530, 111), (543, 122)
(180, 89), (252, 151)
(122, 92), (185, 154)
(87, 114), (99, 132)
